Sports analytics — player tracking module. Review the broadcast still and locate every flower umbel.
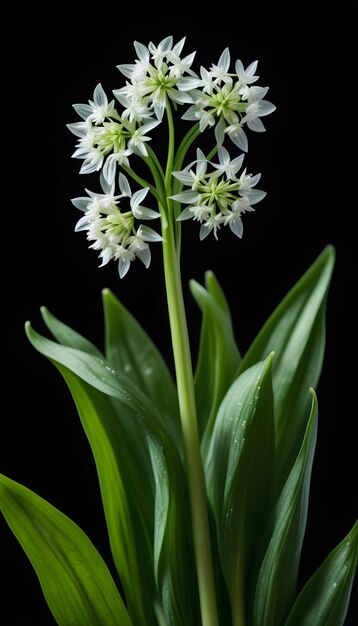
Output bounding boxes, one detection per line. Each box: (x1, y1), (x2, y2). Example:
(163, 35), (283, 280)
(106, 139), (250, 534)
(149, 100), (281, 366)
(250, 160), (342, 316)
(180, 48), (275, 150)
(68, 36), (275, 276)
(72, 174), (161, 277)
(172, 148), (265, 240)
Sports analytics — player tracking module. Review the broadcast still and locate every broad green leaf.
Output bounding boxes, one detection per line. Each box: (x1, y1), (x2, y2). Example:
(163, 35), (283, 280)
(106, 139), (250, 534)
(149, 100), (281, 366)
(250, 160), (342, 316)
(238, 245), (334, 493)
(26, 324), (164, 624)
(41, 306), (103, 358)
(26, 322), (194, 625)
(285, 521), (358, 626)
(253, 390), (318, 626)
(56, 367), (156, 626)
(0, 474), (132, 626)
(148, 436), (199, 626)
(102, 289), (181, 452)
(206, 355), (275, 625)
(190, 272), (241, 451)
(26, 322), (170, 438)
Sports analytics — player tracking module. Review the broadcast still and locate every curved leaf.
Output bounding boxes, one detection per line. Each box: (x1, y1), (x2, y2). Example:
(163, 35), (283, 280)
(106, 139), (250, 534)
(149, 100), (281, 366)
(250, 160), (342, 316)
(253, 390), (318, 626)
(0, 474), (132, 626)
(56, 367), (156, 626)
(238, 245), (335, 493)
(26, 321), (195, 625)
(206, 354), (275, 625)
(41, 306), (103, 358)
(26, 323), (165, 624)
(102, 289), (181, 452)
(285, 521), (358, 626)
(190, 272), (241, 452)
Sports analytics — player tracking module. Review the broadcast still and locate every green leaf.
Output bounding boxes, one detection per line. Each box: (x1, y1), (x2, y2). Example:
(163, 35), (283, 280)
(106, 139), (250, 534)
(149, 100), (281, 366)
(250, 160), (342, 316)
(56, 367), (157, 626)
(206, 354), (275, 625)
(148, 436), (199, 626)
(26, 321), (195, 625)
(285, 521), (358, 626)
(0, 474), (132, 626)
(102, 288), (181, 452)
(26, 323), (164, 624)
(190, 272), (241, 452)
(238, 245), (335, 493)
(41, 306), (103, 358)
(253, 390), (318, 626)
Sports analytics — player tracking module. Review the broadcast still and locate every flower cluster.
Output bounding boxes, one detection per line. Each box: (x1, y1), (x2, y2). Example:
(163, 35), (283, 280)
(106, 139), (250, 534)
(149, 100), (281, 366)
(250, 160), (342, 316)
(72, 174), (162, 277)
(68, 36), (275, 276)
(172, 148), (265, 240)
(68, 37), (196, 183)
(179, 48), (275, 151)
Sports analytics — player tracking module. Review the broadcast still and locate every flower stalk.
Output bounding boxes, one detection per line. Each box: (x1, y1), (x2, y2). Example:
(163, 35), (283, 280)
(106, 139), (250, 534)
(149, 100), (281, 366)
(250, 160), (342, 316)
(161, 220), (219, 626)
(160, 100), (219, 626)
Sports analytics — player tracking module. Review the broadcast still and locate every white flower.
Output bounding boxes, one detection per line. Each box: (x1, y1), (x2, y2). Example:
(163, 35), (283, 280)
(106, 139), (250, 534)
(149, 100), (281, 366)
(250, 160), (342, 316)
(172, 149), (208, 190)
(127, 119), (161, 156)
(199, 213), (225, 240)
(178, 50), (274, 147)
(224, 122), (248, 152)
(75, 147), (104, 175)
(113, 93), (153, 124)
(114, 81), (148, 101)
(117, 41), (151, 82)
(223, 195), (256, 238)
(115, 224), (162, 278)
(72, 174), (122, 215)
(115, 244), (136, 278)
(148, 35), (174, 68)
(237, 169), (261, 194)
(177, 204), (213, 223)
(210, 147), (245, 180)
(116, 36), (196, 121)
(73, 84), (119, 125)
(74, 172), (162, 277)
(103, 148), (132, 184)
(242, 86), (276, 132)
(172, 150), (265, 240)
(235, 59), (259, 98)
(130, 186), (161, 220)
(169, 51), (196, 79)
(210, 47), (232, 84)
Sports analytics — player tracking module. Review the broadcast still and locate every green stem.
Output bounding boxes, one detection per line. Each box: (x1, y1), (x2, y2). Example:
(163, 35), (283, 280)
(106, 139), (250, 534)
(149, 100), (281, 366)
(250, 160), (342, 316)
(120, 162), (163, 204)
(161, 102), (219, 626)
(161, 225), (219, 626)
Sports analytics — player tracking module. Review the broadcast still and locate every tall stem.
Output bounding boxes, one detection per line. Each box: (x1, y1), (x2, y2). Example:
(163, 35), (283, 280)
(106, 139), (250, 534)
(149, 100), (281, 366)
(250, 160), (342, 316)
(161, 226), (219, 626)
(161, 101), (219, 626)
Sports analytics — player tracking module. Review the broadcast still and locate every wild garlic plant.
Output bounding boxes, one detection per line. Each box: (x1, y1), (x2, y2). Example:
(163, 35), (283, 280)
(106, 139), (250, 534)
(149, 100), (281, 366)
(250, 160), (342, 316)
(0, 36), (356, 626)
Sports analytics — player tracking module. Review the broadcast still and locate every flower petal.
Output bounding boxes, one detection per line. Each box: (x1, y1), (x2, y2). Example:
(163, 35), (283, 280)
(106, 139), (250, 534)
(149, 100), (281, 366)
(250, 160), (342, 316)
(93, 83), (108, 107)
(135, 246), (151, 268)
(218, 47), (231, 72)
(170, 191), (201, 204)
(118, 173), (132, 197)
(134, 40), (150, 63)
(73, 104), (93, 120)
(132, 206), (160, 220)
(139, 225), (163, 242)
(131, 187), (149, 212)
(229, 217), (244, 238)
(71, 197), (90, 212)
(247, 117), (266, 132)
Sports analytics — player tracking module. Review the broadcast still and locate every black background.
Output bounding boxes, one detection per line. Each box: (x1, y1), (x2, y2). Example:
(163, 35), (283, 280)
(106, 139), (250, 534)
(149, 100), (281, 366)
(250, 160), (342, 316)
(1, 4), (357, 624)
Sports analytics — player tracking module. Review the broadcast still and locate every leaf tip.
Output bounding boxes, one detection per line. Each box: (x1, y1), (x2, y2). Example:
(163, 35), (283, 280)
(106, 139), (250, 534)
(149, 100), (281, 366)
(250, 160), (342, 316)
(204, 269), (215, 287)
